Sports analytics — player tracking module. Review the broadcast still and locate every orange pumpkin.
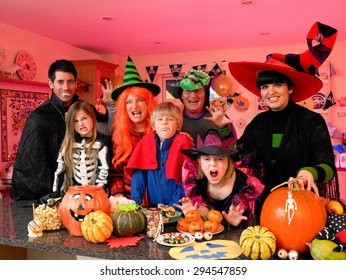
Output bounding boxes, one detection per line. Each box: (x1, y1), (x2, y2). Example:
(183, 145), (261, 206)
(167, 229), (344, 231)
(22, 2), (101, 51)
(177, 218), (190, 232)
(260, 187), (327, 253)
(81, 210), (113, 243)
(207, 210), (223, 224)
(59, 186), (111, 236)
(185, 210), (202, 223)
(188, 220), (204, 234)
(203, 220), (219, 233)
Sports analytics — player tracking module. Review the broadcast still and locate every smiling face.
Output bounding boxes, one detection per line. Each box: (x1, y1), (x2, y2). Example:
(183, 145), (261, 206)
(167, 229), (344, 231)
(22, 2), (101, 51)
(125, 93), (148, 128)
(199, 155), (229, 184)
(260, 82), (293, 111)
(153, 114), (178, 141)
(48, 71), (76, 107)
(181, 88), (206, 116)
(73, 109), (94, 137)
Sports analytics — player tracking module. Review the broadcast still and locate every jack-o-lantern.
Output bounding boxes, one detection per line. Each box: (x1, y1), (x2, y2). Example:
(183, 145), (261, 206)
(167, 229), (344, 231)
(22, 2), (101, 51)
(59, 186), (111, 236)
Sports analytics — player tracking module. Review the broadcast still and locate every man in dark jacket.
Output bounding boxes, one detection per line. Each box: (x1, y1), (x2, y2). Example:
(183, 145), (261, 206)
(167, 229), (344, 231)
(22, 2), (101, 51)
(10, 59), (108, 200)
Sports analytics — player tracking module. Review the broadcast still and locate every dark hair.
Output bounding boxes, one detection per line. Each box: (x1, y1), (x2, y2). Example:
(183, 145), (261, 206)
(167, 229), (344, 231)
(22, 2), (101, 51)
(256, 70), (294, 89)
(48, 59), (77, 82)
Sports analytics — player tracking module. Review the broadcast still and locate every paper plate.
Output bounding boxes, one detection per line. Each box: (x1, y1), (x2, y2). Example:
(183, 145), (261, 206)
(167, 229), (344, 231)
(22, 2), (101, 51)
(155, 232), (195, 247)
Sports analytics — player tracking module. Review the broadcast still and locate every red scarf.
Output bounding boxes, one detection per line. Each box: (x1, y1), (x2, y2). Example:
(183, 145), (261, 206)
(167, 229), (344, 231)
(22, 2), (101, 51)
(126, 132), (194, 183)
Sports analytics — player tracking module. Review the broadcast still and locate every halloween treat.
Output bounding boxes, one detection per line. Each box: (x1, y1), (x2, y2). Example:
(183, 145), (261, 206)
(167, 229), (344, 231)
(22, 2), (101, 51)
(145, 207), (162, 238)
(159, 204), (178, 218)
(34, 202), (63, 231)
(27, 220), (44, 237)
(161, 232), (190, 245)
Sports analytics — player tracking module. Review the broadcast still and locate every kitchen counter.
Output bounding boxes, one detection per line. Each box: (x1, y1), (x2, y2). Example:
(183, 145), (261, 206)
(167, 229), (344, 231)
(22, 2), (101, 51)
(0, 187), (313, 260)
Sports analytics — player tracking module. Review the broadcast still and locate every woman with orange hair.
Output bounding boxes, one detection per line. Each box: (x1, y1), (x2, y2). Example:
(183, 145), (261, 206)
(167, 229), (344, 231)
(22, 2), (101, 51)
(105, 56), (160, 199)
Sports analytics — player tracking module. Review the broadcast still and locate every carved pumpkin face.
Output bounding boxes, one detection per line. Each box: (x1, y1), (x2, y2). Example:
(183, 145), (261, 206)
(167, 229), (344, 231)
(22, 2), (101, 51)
(59, 186), (111, 236)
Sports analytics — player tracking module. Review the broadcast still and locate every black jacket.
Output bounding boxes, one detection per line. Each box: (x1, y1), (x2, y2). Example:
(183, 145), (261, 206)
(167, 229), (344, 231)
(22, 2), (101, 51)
(10, 92), (108, 200)
(237, 100), (336, 202)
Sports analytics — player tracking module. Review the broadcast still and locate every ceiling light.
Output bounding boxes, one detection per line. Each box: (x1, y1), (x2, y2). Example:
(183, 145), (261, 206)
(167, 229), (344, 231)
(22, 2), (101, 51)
(101, 16), (113, 21)
(240, 0), (253, 4)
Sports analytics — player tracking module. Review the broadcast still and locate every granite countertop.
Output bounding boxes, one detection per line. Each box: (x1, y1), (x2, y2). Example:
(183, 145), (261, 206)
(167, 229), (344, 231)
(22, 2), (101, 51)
(1, 187), (313, 260)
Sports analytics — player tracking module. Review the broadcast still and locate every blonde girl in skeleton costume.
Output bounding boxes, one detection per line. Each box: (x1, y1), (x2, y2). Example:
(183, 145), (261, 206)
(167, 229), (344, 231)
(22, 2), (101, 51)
(51, 101), (111, 197)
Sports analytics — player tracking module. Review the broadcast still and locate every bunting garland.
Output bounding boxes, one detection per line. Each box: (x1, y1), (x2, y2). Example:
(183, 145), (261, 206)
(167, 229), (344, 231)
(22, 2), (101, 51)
(146, 65), (159, 82)
(208, 63), (223, 78)
(323, 91), (336, 110)
(193, 64), (207, 72)
(169, 64), (183, 80)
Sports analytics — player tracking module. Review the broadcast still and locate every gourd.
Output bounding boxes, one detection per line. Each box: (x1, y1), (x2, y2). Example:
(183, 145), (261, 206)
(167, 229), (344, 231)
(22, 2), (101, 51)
(59, 186), (111, 236)
(260, 186), (327, 253)
(81, 210), (113, 243)
(239, 225), (276, 260)
(111, 204), (146, 237)
(308, 238), (346, 260)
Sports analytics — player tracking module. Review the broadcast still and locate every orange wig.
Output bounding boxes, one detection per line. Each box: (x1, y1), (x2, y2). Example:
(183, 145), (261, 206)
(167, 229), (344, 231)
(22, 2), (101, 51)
(112, 86), (158, 168)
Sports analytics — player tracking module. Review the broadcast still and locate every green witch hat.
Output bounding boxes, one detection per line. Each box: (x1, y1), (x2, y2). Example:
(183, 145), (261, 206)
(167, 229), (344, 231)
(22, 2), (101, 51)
(111, 56), (161, 101)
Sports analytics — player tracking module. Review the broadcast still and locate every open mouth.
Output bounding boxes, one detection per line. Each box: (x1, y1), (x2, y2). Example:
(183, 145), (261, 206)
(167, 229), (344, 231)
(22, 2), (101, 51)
(69, 209), (93, 222)
(210, 169), (218, 178)
(132, 110), (141, 116)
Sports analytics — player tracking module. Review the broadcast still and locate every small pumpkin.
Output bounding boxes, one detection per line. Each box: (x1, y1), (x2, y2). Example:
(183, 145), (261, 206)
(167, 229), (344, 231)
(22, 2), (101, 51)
(111, 204), (146, 237)
(185, 210), (201, 223)
(177, 218), (190, 232)
(203, 220), (219, 233)
(59, 186), (111, 236)
(260, 186), (327, 253)
(239, 225), (276, 260)
(81, 210), (113, 243)
(188, 220), (204, 234)
(207, 210), (223, 224)
(308, 238), (346, 260)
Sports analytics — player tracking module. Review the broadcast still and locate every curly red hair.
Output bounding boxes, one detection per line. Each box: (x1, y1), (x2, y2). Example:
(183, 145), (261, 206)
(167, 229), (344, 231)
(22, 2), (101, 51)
(112, 86), (158, 168)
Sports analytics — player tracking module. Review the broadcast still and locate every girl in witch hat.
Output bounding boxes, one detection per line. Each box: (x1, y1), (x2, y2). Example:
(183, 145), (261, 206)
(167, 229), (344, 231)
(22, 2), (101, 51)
(228, 22), (339, 205)
(175, 129), (264, 226)
(106, 56), (160, 201)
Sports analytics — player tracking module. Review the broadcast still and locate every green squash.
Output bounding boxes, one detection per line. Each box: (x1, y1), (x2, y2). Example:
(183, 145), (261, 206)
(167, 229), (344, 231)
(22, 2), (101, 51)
(111, 204), (146, 237)
(309, 238), (346, 260)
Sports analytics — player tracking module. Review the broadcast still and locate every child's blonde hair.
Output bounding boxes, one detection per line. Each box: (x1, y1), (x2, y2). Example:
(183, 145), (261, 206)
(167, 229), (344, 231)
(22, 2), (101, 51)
(150, 101), (183, 130)
(60, 100), (97, 178)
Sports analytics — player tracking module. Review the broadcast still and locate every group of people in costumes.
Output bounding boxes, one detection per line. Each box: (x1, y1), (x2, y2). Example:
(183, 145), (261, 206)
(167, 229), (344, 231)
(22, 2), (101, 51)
(11, 21), (339, 228)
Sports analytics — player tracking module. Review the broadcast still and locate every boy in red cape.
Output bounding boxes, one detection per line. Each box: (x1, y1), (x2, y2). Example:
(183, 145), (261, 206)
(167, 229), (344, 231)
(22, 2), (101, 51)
(126, 102), (194, 208)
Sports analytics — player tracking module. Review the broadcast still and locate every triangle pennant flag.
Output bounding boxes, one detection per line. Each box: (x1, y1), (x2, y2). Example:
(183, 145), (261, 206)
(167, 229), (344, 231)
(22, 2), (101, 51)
(169, 64), (182, 80)
(193, 64), (207, 72)
(146, 65), (159, 82)
(323, 91), (336, 110)
(209, 63), (223, 78)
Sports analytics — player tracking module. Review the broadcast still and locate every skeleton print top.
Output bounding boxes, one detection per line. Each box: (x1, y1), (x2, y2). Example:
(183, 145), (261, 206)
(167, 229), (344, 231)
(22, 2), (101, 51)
(52, 133), (111, 194)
